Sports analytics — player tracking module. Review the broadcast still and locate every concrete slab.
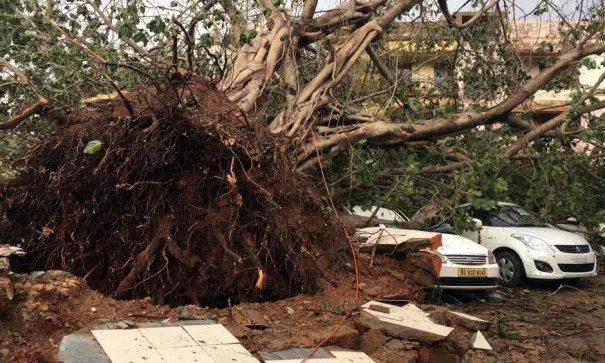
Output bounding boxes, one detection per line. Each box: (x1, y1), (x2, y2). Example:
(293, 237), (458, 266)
(103, 349), (164, 363)
(202, 343), (260, 363)
(471, 331), (492, 350)
(91, 329), (153, 351)
(139, 327), (197, 349)
(360, 301), (453, 343)
(447, 311), (489, 331)
(156, 346), (213, 362)
(183, 324), (240, 346)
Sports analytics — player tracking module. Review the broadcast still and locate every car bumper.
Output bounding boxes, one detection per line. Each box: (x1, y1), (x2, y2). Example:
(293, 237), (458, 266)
(435, 263), (500, 290)
(521, 250), (598, 279)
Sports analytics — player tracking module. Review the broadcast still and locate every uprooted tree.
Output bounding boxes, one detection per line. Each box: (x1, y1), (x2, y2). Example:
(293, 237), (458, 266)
(1, 0), (605, 304)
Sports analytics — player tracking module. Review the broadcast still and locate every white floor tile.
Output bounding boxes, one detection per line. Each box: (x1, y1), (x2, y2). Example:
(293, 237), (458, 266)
(157, 347), (214, 362)
(139, 327), (197, 349)
(104, 349), (165, 363)
(183, 324), (240, 346)
(92, 329), (153, 351)
(331, 350), (376, 362)
(202, 344), (259, 363)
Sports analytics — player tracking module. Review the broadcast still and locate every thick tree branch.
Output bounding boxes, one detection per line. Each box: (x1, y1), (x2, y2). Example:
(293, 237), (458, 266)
(366, 45), (394, 85)
(0, 100), (49, 131)
(504, 99), (605, 157)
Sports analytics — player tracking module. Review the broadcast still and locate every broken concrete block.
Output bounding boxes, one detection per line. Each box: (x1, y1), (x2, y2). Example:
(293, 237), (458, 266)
(360, 301), (453, 343)
(470, 331), (492, 351)
(116, 322), (130, 329)
(368, 304), (390, 314)
(446, 311), (489, 331)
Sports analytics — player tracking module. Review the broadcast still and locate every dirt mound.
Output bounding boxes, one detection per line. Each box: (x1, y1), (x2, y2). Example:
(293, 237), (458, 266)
(0, 79), (345, 307)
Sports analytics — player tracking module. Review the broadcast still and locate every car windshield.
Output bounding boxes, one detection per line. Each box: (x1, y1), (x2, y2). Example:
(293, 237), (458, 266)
(476, 205), (546, 228)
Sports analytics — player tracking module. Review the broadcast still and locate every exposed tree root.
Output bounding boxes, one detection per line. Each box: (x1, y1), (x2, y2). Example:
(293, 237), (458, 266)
(0, 78), (345, 307)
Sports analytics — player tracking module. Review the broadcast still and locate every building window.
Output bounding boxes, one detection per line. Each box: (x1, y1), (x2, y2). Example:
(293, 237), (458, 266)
(434, 64), (448, 86)
(400, 63), (413, 84)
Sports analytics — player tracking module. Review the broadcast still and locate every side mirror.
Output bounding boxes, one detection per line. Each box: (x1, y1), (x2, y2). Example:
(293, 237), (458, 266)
(566, 217), (579, 225)
(473, 218), (483, 229)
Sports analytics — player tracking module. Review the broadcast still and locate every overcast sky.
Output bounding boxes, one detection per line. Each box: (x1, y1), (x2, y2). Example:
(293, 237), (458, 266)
(315, 0), (599, 21)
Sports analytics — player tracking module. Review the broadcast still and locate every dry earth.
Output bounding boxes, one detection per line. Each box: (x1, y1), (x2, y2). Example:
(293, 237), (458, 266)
(1, 255), (604, 363)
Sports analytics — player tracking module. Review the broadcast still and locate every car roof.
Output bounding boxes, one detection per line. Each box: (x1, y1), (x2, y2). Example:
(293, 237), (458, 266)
(459, 201), (518, 208)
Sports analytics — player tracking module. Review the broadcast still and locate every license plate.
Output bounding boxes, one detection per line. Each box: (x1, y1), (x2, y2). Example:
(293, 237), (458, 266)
(458, 268), (487, 277)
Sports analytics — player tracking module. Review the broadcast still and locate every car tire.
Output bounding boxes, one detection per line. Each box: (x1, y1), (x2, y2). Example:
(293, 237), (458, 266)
(496, 251), (525, 288)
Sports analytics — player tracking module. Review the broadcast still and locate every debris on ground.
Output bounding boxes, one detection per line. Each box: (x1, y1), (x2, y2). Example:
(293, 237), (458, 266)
(470, 331), (492, 351)
(359, 301), (454, 343)
(445, 311), (490, 331)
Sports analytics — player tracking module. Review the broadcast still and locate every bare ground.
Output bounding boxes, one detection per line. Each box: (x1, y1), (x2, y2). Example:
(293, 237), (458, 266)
(2, 255), (605, 363)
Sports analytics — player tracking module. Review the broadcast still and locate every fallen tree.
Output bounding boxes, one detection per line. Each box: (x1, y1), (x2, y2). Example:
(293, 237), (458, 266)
(2, 0), (605, 303)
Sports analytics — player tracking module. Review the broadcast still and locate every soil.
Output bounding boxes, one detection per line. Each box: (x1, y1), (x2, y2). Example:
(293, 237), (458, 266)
(2, 255), (605, 362)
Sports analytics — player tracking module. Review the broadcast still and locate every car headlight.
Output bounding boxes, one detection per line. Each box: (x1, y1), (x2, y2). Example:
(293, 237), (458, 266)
(511, 234), (554, 253)
(488, 251), (496, 264)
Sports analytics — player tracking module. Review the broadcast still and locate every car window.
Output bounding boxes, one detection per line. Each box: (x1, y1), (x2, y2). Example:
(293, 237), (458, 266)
(469, 205), (546, 228)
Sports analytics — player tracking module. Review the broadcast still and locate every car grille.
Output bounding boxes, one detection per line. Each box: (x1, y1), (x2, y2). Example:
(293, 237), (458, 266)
(555, 245), (590, 254)
(445, 255), (487, 265)
(558, 263), (595, 273)
(436, 277), (499, 287)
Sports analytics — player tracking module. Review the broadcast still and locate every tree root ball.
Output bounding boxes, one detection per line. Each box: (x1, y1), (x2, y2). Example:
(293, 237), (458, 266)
(0, 79), (346, 307)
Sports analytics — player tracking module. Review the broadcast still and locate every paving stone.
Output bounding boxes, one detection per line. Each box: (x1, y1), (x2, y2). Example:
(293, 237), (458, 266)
(331, 350), (376, 362)
(202, 343), (260, 363)
(58, 333), (111, 363)
(156, 346), (213, 362)
(103, 349), (164, 363)
(183, 324), (239, 346)
(92, 329), (153, 351)
(139, 327), (197, 349)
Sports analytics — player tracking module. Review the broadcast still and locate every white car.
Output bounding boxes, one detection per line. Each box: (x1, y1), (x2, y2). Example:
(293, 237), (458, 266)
(453, 202), (598, 287)
(345, 206), (408, 222)
(355, 226), (499, 290)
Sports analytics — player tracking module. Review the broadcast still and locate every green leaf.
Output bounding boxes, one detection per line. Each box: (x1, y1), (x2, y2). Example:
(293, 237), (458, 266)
(494, 177), (508, 192)
(84, 140), (103, 155)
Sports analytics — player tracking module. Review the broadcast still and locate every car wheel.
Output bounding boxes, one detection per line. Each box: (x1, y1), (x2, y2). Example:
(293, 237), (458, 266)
(496, 251), (525, 288)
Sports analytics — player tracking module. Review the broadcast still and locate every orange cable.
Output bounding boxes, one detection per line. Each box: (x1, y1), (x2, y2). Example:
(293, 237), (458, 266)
(300, 312), (351, 362)
(311, 131), (359, 298)
(300, 133), (361, 363)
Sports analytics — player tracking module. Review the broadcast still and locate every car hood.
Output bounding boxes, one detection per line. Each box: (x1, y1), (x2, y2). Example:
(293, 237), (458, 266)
(437, 234), (488, 256)
(501, 227), (590, 246)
